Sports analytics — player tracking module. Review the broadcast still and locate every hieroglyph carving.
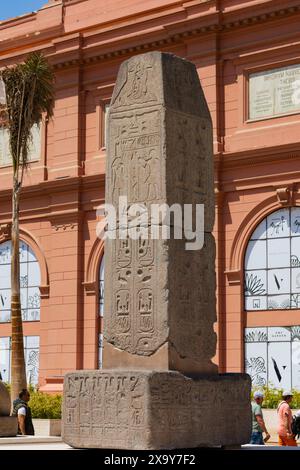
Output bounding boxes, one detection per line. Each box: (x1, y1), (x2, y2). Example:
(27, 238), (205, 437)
(63, 371), (251, 449)
(105, 233), (168, 355)
(107, 109), (163, 207)
(105, 52), (215, 359)
(63, 372), (148, 448)
(111, 55), (159, 110)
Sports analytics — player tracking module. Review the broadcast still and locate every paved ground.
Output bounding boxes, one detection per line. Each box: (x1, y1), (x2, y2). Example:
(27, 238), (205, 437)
(0, 436), (72, 450)
(0, 438), (299, 450)
(0, 442), (73, 450)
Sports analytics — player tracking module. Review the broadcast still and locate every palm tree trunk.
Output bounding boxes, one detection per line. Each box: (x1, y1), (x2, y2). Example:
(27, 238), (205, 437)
(10, 175), (26, 403)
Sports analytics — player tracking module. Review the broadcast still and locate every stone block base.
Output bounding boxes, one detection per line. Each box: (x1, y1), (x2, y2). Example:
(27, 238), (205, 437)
(32, 419), (61, 436)
(0, 417), (18, 437)
(62, 370), (251, 450)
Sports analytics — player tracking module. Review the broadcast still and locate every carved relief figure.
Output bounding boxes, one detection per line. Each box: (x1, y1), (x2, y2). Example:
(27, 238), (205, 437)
(126, 59), (157, 105)
(130, 157), (140, 202)
(140, 148), (160, 200)
(112, 56), (157, 108)
(112, 155), (125, 200)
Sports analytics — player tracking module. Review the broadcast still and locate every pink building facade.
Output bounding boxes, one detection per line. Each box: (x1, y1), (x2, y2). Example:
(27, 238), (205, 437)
(0, 0), (300, 392)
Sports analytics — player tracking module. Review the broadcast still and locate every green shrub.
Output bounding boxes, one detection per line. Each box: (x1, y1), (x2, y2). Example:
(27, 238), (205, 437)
(2, 382), (62, 418)
(29, 391), (62, 419)
(251, 386), (300, 409)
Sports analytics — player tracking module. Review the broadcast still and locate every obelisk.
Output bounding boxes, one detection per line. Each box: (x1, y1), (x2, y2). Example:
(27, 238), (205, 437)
(62, 52), (251, 449)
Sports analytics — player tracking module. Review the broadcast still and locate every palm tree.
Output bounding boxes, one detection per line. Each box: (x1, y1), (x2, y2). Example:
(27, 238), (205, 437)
(1, 53), (54, 402)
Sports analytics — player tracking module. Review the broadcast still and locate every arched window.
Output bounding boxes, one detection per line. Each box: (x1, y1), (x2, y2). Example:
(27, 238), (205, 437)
(0, 335), (40, 385)
(244, 207), (300, 311)
(0, 240), (41, 322)
(98, 255), (104, 369)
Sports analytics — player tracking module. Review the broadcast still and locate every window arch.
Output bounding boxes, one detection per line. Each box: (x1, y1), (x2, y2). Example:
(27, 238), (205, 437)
(244, 207), (300, 311)
(0, 240), (41, 322)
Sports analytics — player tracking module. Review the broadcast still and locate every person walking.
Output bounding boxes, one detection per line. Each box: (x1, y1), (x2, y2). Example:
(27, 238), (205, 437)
(250, 390), (270, 445)
(12, 389), (35, 436)
(277, 390), (297, 447)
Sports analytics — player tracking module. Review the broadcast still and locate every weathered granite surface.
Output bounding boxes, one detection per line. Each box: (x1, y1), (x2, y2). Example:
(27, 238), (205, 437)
(63, 370), (251, 450)
(0, 381), (17, 437)
(62, 51), (251, 449)
(103, 51), (217, 375)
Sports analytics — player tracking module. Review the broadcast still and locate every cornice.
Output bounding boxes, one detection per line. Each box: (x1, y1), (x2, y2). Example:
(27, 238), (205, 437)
(0, 173), (104, 202)
(0, 1), (298, 69)
(217, 142), (300, 170)
(52, 3), (300, 69)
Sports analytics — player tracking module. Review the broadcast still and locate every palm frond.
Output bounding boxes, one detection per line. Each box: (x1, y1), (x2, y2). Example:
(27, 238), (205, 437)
(0, 52), (54, 176)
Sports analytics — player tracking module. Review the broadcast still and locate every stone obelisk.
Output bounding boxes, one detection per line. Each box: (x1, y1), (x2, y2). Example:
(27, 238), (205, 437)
(62, 52), (251, 449)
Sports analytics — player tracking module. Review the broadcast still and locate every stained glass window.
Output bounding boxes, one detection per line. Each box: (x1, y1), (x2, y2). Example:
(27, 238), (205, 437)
(244, 207), (300, 310)
(0, 335), (39, 385)
(245, 327), (300, 390)
(0, 240), (41, 322)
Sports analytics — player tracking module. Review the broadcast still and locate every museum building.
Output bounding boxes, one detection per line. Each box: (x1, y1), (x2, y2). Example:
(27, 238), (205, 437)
(0, 0), (300, 393)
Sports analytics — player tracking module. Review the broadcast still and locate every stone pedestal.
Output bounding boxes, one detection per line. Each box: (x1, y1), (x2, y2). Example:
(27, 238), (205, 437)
(0, 381), (17, 437)
(0, 417), (18, 437)
(63, 370), (251, 449)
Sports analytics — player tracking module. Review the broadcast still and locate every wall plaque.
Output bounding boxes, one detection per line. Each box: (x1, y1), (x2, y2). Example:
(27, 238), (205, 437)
(249, 64), (300, 120)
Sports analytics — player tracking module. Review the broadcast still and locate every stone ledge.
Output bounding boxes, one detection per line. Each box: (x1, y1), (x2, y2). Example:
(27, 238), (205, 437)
(0, 436), (62, 444)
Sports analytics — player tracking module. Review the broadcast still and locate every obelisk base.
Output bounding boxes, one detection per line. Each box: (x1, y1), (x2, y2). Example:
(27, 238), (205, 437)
(0, 417), (18, 437)
(62, 370), (251, 450)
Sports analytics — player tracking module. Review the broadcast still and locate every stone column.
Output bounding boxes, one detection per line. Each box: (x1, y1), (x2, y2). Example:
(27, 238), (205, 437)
(103, 52), (217, 375)
(62, 52), (251, 450)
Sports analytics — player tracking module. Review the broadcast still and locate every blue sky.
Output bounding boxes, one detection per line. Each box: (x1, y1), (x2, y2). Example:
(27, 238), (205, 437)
(0, 1), (46, 21)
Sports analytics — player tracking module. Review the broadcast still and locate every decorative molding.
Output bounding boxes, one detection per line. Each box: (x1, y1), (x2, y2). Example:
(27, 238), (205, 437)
(225, 269), (242, 286)
(0, 223), (11, 240)
(82, 280), (96, 295)
(0, 226), (50, 292)
(228, 195), (280, 273)
(53, 222), (76, 231)
(220, 143), (300, 170)
(39, 285), (50, 299)
(275, 186), (292, 206)
(84, 237), (104, 295)
(50, 4), (300, 70)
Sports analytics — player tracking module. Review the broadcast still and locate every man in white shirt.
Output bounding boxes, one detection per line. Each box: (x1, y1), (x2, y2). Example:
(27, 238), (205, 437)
(12, 389), (35, 435)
